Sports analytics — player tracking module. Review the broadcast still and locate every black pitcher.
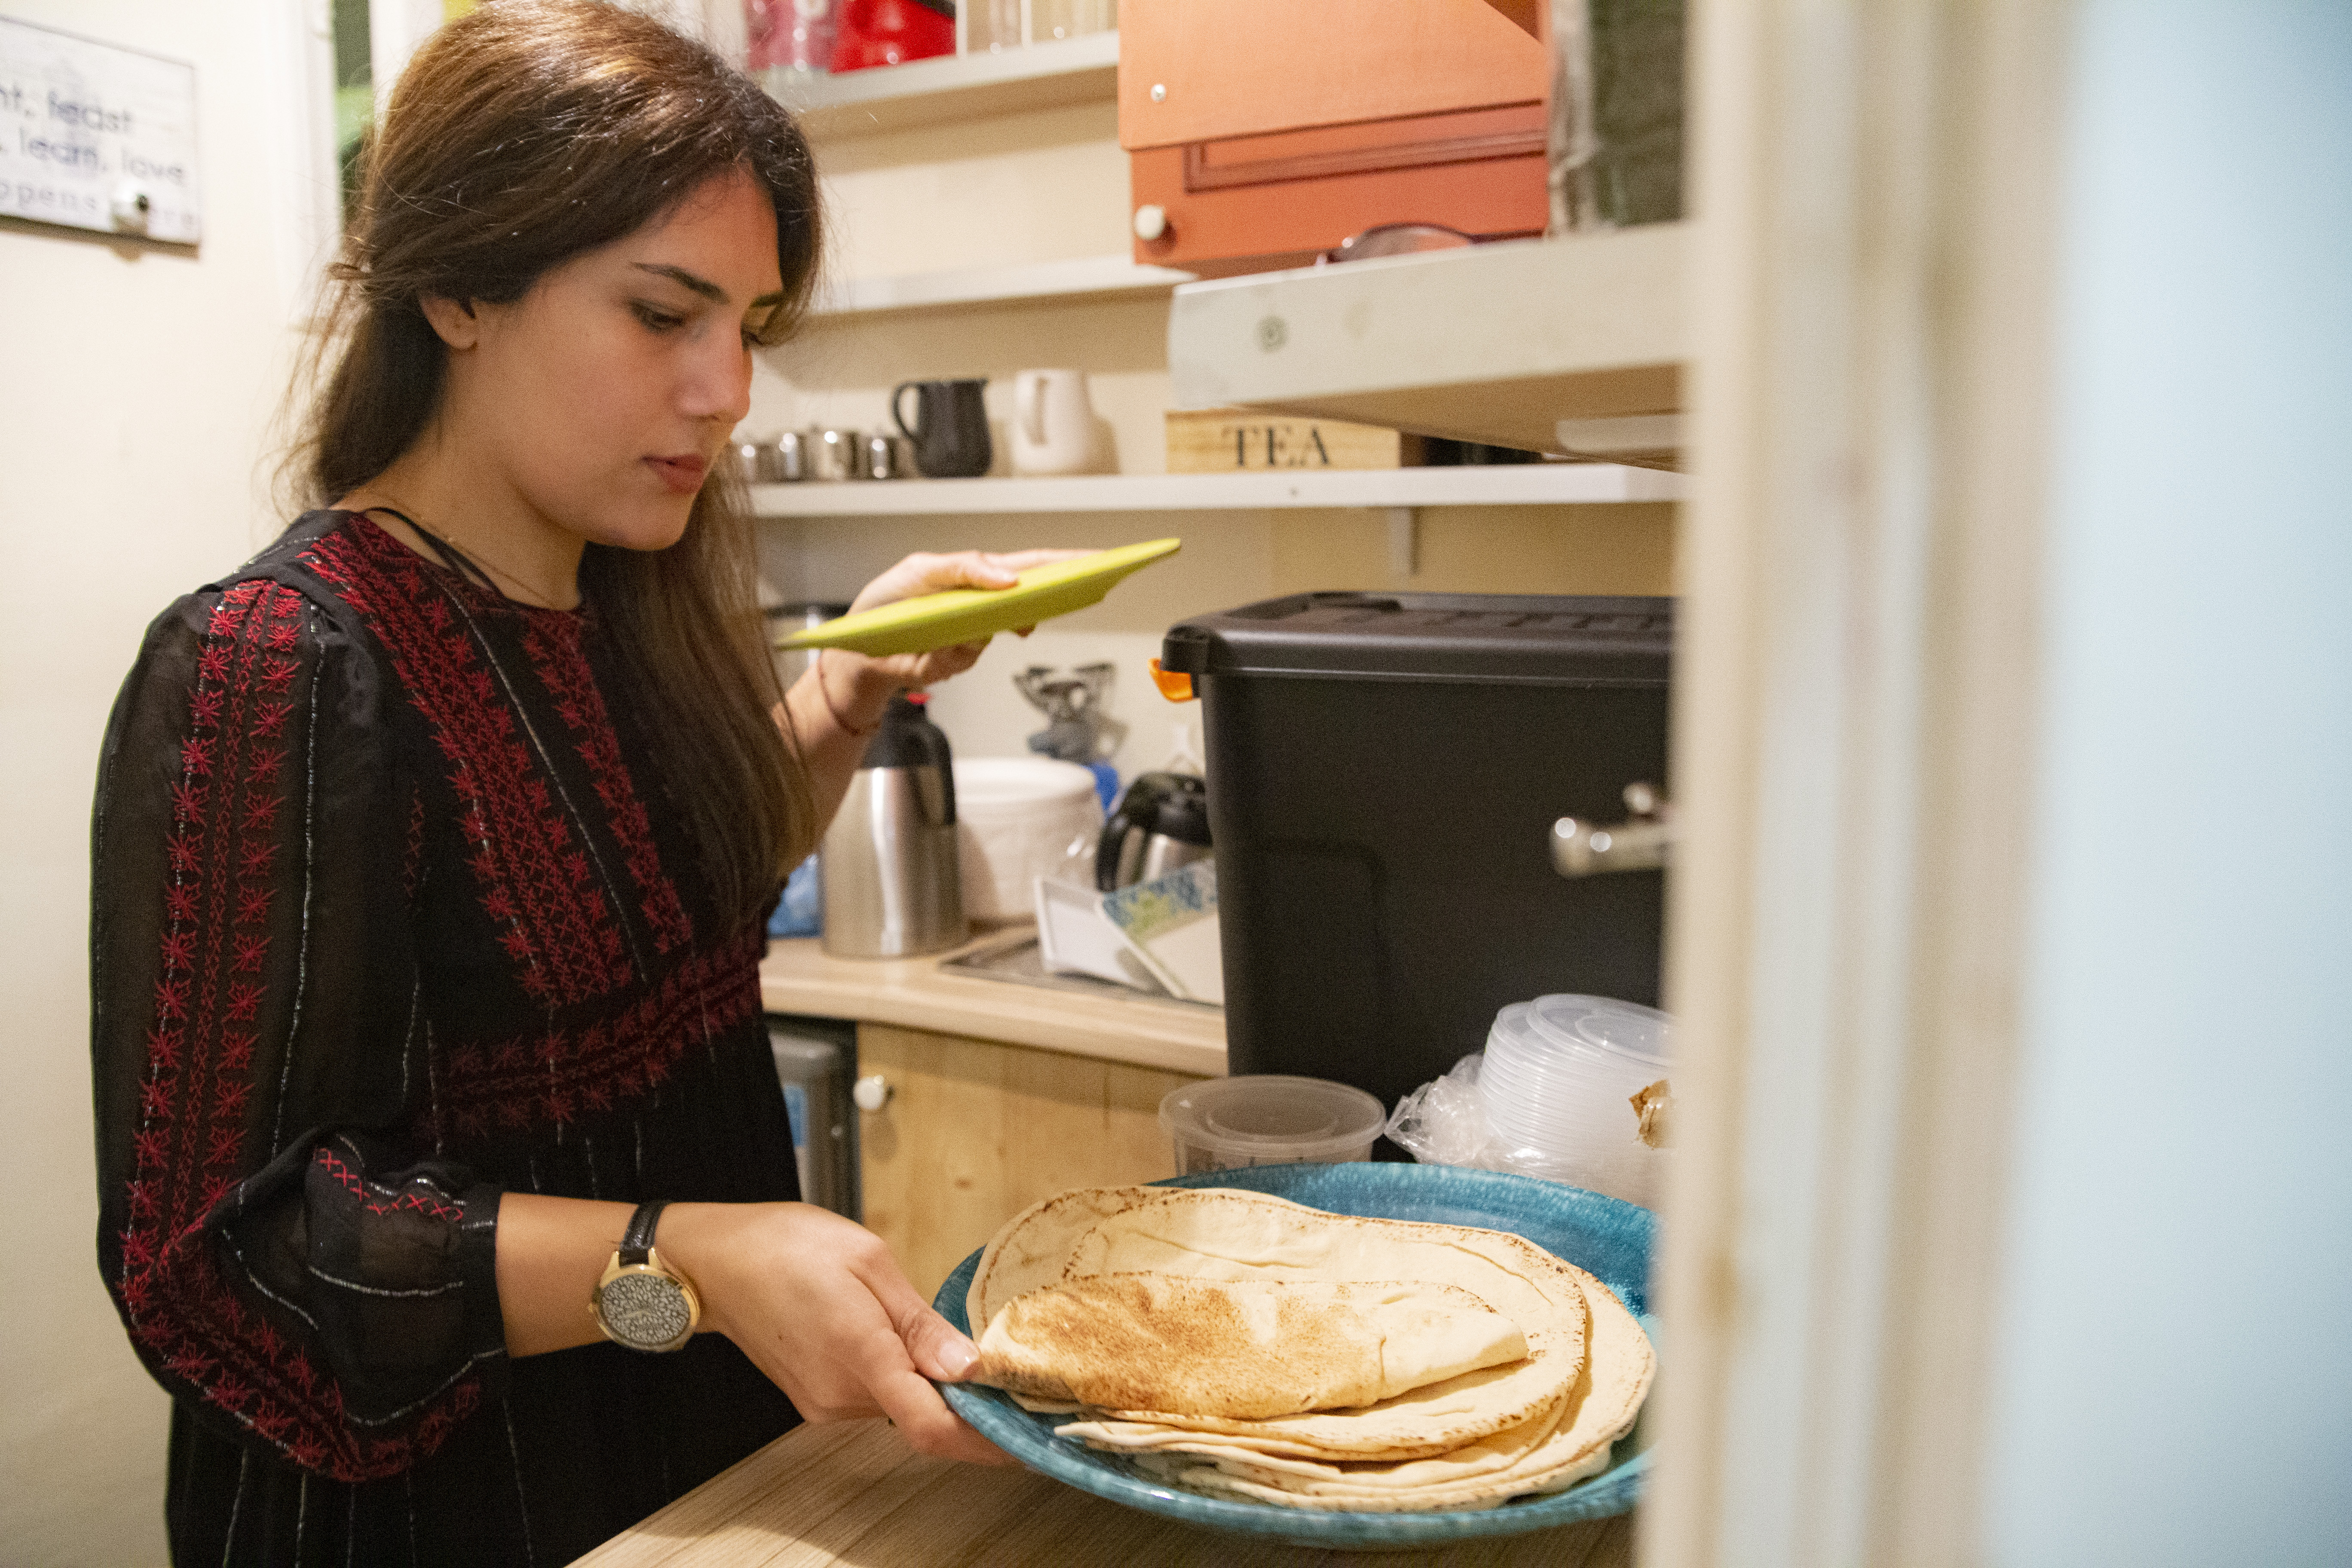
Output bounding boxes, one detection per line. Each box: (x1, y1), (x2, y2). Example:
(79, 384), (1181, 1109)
(891, 378), (992, 478)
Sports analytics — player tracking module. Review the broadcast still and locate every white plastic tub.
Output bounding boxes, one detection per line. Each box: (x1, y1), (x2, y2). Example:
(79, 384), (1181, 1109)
(952, 757), (1102, 923)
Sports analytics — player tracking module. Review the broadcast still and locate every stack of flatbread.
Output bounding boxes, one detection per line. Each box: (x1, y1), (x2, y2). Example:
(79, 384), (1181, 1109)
(963, 1185), (1654, 1513)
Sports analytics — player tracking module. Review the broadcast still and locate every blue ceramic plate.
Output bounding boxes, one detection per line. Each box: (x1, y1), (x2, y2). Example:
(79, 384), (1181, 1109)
(933, 1163), (1657, 1550)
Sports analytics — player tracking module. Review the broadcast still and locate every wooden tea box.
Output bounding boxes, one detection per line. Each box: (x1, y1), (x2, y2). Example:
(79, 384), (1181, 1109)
(1166, 408), (1424, 472)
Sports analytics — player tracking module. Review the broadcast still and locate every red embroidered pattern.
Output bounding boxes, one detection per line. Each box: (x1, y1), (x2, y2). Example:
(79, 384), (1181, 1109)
(430, 930), (764, 1140)
(301, 521), (632, 1005)
(312, 1146), (468, 1223)
(523, 616), (694, 956)
(118, 581), (481, 1482)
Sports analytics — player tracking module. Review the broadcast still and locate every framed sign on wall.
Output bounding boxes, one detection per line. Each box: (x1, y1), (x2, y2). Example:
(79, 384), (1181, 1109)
(0, 16), (200, 243)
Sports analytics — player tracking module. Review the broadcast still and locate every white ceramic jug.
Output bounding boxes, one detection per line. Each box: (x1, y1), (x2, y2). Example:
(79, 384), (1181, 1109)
(1010, 368), (1096, 475)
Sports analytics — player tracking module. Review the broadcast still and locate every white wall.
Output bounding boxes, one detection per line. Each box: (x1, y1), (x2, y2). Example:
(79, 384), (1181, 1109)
(1983, 3), (2352, 1562)
(0, 3), (331, 1561)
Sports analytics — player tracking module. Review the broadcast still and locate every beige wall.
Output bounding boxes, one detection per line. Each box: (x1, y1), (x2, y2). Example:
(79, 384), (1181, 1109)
(1, 4), (331, 1562)
(751, 104), (1675, 771)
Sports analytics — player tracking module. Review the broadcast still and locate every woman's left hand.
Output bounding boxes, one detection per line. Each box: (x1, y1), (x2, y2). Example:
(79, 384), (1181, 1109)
(826, 549), (1090, 713)
(658, 1200), (1015, 1466)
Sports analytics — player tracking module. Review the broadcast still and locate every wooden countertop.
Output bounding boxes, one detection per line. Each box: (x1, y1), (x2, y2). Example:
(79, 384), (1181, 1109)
(760, 930), (1227, 1079)
(571, 1418), (1635, 1568)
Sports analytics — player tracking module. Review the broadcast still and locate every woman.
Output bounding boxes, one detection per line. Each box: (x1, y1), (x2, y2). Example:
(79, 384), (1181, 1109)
(91, 5), (1030, 1561)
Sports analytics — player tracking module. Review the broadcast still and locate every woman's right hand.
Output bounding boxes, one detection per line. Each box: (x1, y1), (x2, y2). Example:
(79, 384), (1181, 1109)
(824, 549), (1096, 716)
(658, 1201), (1012, 1465)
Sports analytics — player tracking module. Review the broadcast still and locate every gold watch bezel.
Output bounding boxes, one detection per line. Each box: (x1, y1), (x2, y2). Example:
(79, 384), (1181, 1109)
(589, 1243), (701, 1354)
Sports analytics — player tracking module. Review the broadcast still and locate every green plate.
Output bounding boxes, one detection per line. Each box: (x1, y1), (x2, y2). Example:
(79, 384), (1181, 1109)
(776, 538), (1182, 658)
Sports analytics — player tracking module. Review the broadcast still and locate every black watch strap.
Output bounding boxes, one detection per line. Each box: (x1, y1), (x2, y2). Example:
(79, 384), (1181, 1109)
(619, 1200), (668, 1266)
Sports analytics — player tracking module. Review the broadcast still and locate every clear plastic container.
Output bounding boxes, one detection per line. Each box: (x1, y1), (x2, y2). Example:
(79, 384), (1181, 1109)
(1159, 1076), (1386, 1175)
(1481, 995), (1673, 1175)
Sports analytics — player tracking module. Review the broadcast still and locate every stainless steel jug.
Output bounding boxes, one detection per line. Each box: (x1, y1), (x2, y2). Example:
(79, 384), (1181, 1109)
(1095, 771), (1213, 891)
(821, 693), (969, 958)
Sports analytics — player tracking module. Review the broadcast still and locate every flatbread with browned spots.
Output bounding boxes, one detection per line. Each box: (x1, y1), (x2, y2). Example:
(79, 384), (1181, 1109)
(971, 1274), (1526, 1418)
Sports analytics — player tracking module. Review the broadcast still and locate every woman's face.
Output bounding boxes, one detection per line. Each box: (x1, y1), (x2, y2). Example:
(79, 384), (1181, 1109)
(441, 168), (787, 552)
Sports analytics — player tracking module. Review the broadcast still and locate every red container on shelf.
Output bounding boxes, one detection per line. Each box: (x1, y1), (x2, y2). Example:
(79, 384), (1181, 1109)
(828, 0), (954, 72)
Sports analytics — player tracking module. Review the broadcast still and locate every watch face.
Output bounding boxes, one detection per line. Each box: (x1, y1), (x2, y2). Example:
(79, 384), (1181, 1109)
(597, 1269), (694, 1352)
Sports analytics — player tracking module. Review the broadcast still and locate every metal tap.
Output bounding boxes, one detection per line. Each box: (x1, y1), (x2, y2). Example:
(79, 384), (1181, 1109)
(1015, 662), (1126, 763)
(1551, 782), (1674, 877)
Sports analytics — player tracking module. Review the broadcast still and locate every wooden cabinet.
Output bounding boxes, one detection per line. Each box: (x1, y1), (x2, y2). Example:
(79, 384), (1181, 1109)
(855, 1023), (1205, 1300)
(1119, 0), (1551, 275)
(1117, 0), (1545, 148)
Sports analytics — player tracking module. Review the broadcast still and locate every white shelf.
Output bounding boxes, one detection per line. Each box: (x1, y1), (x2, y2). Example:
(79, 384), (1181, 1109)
(809, 254), (1196, 319)
(1167, 225), (1688, 456)
(749, 466), (1681, 519)
(764, 31), (1119, 139)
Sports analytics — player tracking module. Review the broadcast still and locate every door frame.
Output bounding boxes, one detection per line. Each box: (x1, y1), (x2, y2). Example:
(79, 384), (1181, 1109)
(1643, 6), (2070, 1565)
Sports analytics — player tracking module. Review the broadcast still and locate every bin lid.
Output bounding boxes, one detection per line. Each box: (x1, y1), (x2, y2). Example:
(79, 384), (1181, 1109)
(1161, 592), (1672, 686)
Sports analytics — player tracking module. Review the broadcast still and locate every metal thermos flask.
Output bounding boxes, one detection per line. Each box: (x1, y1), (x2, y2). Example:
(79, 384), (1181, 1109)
(820, 692), (968, 958)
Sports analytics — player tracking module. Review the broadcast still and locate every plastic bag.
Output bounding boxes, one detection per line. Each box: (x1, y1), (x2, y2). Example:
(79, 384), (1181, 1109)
(766, 853), (823, 938)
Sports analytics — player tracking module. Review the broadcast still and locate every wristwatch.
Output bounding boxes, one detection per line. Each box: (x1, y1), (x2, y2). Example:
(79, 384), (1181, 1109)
(590, 1201), (701, 1353)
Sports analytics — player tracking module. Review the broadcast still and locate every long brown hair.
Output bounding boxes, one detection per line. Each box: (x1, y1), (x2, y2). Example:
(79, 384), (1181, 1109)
(288, 0), (821, 926)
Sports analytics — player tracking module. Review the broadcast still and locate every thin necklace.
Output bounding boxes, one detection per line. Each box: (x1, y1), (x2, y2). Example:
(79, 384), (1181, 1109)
(357, 503), (576, 610)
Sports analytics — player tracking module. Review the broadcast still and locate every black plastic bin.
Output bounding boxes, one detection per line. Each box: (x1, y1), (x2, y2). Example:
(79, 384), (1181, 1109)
(1160, 592), (1673, 1111)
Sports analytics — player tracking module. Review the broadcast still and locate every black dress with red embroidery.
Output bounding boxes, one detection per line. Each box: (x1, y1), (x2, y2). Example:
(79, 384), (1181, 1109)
(91, 511), (802, 1566)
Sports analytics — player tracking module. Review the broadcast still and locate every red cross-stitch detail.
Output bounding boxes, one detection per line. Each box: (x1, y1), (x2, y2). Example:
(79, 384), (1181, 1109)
(312, 1147), (470, 1223)
(111, 579), (484, 1482)
(312, 1147), (468, 1222)
(428, 928), (763, 1139)
(524, 616), (694, 956)
(301, 519), (635, 1005)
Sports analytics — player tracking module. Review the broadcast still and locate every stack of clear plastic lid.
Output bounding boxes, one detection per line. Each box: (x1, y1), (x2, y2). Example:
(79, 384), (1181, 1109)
(1479, 994), (1672, 1206)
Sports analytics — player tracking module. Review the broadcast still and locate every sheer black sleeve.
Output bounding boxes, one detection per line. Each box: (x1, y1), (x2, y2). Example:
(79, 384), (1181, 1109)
(92, 577), (508, 1481)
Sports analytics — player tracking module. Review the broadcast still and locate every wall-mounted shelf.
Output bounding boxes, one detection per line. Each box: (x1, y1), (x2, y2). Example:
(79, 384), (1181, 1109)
(764, 31), (1120, 139)
(809, 254), (1196, 319)
(749, 465), (1681, 519)
(1167, 225), (1687, 456)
